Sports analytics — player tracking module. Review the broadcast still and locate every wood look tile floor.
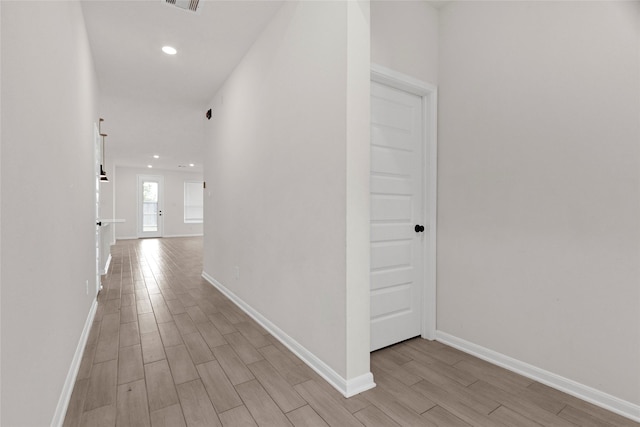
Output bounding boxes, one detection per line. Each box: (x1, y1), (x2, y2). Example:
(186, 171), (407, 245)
(64, 237), (638, 427)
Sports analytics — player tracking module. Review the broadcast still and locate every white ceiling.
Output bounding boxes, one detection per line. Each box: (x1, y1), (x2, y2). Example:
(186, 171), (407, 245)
(81, 0), (284, 172)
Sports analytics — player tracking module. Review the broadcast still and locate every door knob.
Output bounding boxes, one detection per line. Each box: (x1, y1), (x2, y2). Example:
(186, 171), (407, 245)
(96, 221), (102, 226)
(414, 224), (425, 233)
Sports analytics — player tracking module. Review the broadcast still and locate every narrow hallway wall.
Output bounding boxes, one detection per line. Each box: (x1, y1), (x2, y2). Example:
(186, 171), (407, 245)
(203, 1), (372, 394)
(1, 1), (100, 424)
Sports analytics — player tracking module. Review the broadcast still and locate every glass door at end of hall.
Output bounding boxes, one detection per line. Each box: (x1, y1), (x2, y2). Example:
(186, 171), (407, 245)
(137, 175), (163, 238)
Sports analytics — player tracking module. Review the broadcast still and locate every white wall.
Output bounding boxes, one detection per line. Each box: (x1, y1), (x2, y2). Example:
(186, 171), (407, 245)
(438, 0), (640, 407)
(99, 93), (205, 172)
(0, 2), (3, 422)
(115, 166), (203, 239)
(203, 1), (372, 391)
(345, 0), (372, 383)
(371, 0), (439, 84)
(1, 1), (99, 425)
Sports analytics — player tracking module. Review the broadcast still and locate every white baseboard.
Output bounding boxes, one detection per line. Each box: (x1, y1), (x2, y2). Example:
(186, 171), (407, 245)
(435, 331), (640, 423)
(100, 253), (112, 275)
(346, 372), (376, 397)
(201, 271), (375, 398)
(51, 298), (98, 427)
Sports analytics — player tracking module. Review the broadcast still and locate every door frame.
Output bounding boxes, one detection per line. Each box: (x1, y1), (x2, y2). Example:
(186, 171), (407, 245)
(94, 123), (102, 294)
(137, 174), (164, 238)
(371, 64), (437, 340)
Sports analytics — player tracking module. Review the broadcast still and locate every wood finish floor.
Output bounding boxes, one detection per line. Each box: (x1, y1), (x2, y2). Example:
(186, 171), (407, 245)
(64, 237), (638, 427)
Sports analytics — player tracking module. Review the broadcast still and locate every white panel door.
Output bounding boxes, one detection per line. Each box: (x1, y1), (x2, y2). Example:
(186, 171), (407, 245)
(370, 81), (424, 351)
(137, 175), (164, 238)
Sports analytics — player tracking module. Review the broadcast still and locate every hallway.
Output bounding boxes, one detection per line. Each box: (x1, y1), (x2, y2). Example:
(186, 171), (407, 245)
(63, 237), (638, 426)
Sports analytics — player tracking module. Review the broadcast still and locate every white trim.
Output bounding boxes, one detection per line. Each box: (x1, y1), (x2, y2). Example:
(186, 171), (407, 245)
(51, 299), (98, 427)
(346, 372), (376, 397)
(162, 234), (204, 238)
(95, 123), (102, 300)
(116, 236), (138, 241)
(202, 272), (376, 398)
(370, 64), (438, 341)
(371, 64), (437, 97)
(436, 331), (640, 423)
(99, 253), (112, 275)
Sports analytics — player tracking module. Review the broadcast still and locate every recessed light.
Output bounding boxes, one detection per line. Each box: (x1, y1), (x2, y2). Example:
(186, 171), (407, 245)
(189, 163), (195, 167)
(153, 155), (160, 159)
(147, 165), (153, 168)
(162, 46), (177, 55)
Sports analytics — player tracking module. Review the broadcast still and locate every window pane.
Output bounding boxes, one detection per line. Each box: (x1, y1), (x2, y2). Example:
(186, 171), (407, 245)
(143, 182), (158, 202)
(143, 214), (157, 232)
(143, 202), (158, 215)
(184, 181), (203, 223)
(142, 180), (159, 232)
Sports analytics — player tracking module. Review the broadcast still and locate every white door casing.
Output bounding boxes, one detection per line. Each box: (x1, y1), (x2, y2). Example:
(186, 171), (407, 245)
(137, 175), (164, 238)
(95, 123), (102, 294)
(370, 64), (437, 351)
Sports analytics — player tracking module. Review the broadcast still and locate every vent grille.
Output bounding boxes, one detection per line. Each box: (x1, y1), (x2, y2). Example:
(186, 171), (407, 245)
(165, 0), (200, 13)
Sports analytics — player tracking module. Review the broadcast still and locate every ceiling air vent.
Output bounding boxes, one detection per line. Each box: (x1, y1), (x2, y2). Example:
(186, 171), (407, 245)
(165, 0), (200, 13)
